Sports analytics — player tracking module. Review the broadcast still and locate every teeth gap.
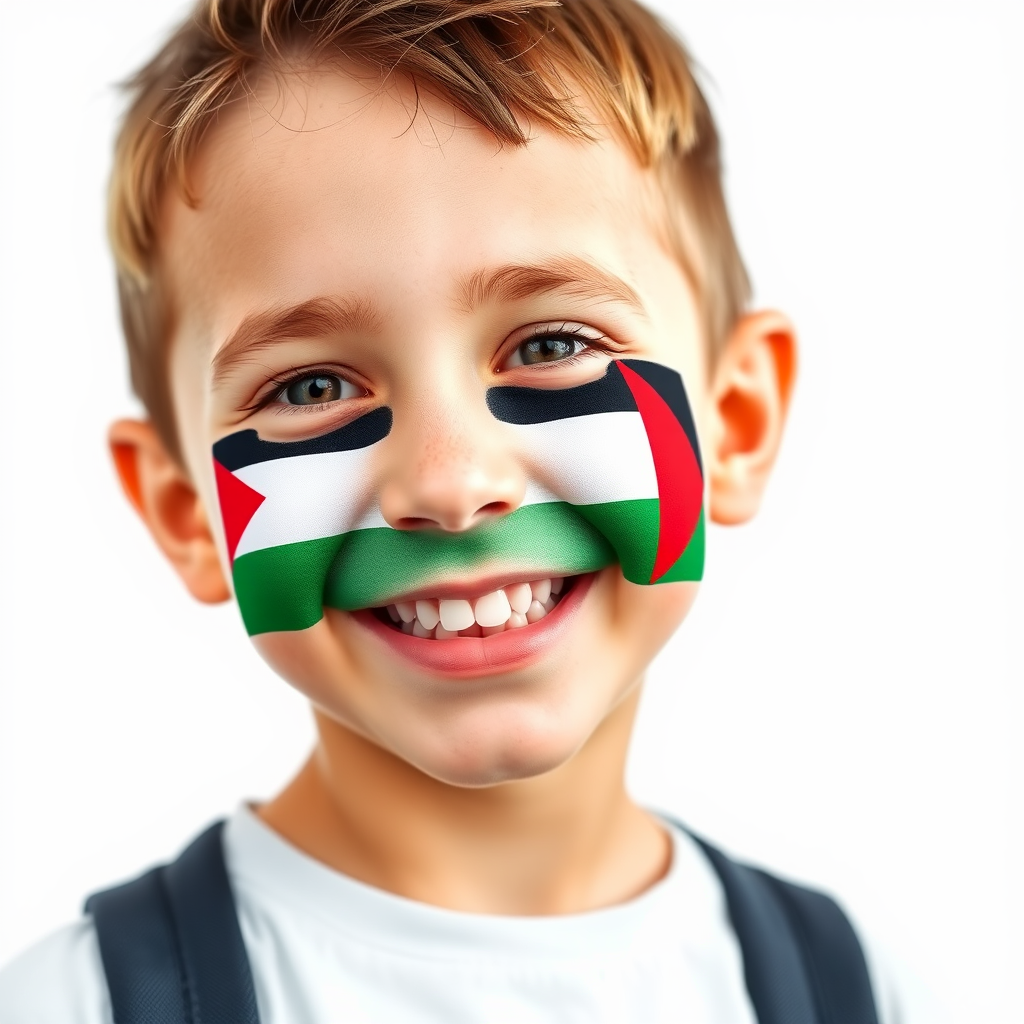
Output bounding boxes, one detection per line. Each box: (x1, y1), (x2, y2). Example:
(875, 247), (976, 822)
(376, 576), (576, 639)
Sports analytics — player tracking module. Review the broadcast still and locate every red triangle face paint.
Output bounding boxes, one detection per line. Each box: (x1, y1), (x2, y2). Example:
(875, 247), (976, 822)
(214, 459), (266, 564)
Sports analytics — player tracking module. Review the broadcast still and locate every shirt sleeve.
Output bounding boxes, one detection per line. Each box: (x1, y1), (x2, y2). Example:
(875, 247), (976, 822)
(0, 917), (111, 1024)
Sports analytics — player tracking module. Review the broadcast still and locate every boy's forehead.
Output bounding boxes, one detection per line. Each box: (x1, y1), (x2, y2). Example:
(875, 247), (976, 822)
(161, 68), (691, 360)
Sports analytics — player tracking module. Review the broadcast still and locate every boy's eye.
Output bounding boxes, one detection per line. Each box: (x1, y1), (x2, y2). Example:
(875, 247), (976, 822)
(517, 336), (580, 365)
(278, 374), (360, 406)
(503, 324), (601, 370)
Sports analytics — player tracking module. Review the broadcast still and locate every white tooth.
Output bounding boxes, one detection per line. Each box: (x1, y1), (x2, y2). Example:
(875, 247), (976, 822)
(401, 619), (415, 634)
(474, 589), (512, 627)
(482, 623), (505, 636)
(550, 577), (564, 595)
(387, 605), (401, 623)
(526, 600), (547, 623)
(413, 620), (433, 638)
(415, 599), (440, 630)
(531, 579), (551, 604)
(542, 596), (555, 612)
(435, 625), (459, 639)
(439, 599), (475, 631)
(395, 601), (416, 623)
(507, 611), (528, 629)
(506, 582), (533, 615)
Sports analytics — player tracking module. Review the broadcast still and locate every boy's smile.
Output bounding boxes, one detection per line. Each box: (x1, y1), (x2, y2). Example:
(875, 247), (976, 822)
(355, 571), (592, 676)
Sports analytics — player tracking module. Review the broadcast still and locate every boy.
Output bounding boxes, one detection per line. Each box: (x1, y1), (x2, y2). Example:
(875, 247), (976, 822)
(0, 1), (886, 1021)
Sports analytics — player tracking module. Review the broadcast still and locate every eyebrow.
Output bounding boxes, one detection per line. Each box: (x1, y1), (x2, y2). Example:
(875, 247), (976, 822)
(211, 256), (646, 387)
(211, 297), (383, 388)
(458, 255), (647, 319)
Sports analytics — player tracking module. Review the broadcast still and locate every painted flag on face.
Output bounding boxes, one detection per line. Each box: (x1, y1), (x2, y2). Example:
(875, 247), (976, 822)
(486, 358), (705, 586)
(212, 359), (703, 636)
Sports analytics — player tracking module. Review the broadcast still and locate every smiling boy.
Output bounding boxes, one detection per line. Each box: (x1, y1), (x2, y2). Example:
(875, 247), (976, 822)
(0, 2), (885, 1022)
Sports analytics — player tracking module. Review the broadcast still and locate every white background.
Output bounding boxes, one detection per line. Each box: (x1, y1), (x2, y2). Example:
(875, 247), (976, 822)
(1, 1), (1021, 1021)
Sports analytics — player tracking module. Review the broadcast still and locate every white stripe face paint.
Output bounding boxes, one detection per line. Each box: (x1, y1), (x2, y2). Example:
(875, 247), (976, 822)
(504, 411), (658, 506)
(231, 411), (657, 558)
(232, 445), (384, 559)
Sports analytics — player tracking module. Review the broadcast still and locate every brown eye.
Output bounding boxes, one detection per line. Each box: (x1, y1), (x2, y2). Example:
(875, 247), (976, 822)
(517, 336), (579, 365)
(282, 374), (357, 406)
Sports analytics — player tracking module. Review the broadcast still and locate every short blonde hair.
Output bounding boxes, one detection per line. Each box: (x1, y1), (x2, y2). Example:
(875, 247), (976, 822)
(111, 0), (750, 459)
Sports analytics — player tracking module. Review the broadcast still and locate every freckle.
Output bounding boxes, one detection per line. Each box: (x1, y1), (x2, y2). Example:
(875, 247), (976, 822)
(416, 426), (475, 473)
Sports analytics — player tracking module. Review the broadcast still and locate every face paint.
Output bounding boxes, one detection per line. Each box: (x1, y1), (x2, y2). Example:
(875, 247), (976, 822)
(212, 359), (703, 636)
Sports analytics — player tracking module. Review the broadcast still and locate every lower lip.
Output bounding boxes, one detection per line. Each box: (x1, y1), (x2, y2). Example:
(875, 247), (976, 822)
(352, 573), (595, 678)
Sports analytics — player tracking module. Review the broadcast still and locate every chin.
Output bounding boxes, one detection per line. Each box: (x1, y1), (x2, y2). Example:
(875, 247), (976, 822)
(394, 703), (596, 788)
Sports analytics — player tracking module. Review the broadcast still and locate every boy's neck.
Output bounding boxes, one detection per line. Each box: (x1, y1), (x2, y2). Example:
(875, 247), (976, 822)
(258, 687), (670, 916)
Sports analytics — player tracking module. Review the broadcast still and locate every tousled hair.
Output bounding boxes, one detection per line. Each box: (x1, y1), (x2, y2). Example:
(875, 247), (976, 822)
(110, 0), (750, 460)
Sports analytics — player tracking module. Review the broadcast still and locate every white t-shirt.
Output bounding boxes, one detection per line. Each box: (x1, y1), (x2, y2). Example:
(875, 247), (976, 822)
(0, 807), (898, 1023)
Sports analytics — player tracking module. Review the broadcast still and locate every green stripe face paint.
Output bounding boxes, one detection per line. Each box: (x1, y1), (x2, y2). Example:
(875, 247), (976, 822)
(213, 359), (704, 636)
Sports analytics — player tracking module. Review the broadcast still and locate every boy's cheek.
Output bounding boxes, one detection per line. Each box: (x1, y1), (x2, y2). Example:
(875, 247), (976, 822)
(609, 577), (700, 664)
(251, 621), (364, 715)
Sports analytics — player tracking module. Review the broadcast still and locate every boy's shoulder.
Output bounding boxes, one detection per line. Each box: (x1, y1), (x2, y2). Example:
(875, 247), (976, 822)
(0, 917), (108, 1024)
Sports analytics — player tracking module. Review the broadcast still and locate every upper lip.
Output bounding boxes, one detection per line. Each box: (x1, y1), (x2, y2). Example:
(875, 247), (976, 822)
(365, 570), (579, 608)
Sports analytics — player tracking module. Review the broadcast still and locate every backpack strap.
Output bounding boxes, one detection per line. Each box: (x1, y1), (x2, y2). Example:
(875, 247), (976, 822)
(685, 828), (879, 1024)
(84, 820), (260, 1024)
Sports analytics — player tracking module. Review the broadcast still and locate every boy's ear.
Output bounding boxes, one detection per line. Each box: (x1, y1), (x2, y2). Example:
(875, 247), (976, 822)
(108, 419), (231, 604)
(706, 311), (797, 525)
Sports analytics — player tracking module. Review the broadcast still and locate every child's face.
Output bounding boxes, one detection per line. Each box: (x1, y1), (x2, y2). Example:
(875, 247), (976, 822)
(153, 70), (731, 785)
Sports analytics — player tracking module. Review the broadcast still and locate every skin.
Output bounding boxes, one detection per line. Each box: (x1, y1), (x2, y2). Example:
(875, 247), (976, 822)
(110, 69), (796, 915)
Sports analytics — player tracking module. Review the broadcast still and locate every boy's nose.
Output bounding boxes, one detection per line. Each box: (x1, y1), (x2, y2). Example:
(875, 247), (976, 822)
(377, 408), (526, 533)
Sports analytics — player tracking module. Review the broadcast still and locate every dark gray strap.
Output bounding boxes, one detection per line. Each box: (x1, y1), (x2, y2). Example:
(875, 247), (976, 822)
(85, 866), (190, 1023)
(692, 835), (818, 1024)
(686, 828), (879, 1024)
(759, 870), (880, 1024)
(85, 821), (260, 1024)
